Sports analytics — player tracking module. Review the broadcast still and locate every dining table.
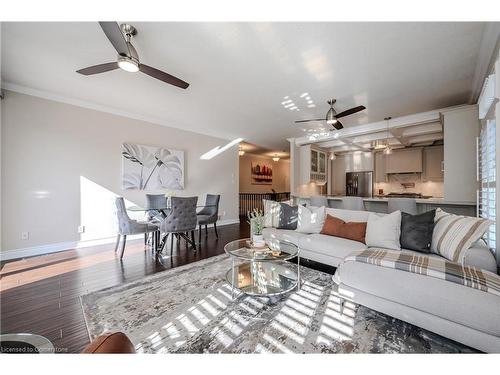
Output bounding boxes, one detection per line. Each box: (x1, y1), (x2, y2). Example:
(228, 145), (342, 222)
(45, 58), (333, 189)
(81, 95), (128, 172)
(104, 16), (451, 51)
(127, 204), (216, 252)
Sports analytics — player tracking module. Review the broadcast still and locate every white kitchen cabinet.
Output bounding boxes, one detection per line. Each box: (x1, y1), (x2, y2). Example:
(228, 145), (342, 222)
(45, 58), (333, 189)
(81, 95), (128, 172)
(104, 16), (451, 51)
(422, 146), (444, 181)
(298, 145), (328, 185)
(374, 152), (387, 182)
(386, 148), (423, 173)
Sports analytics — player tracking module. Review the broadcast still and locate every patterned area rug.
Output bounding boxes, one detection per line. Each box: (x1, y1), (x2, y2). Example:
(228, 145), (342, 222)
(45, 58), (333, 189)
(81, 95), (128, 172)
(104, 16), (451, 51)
(81, 254), (476, 353)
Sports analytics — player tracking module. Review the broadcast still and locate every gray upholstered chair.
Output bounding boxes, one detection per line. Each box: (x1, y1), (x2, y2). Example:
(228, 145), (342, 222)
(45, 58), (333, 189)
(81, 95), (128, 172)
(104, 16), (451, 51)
(387, 198), (418, 215)
(114, 197), (160, 259)
(310, 195), (328, 207)
(160, 196), (198, 254)
(145, 194), (168, 221)
(197, 194), (220, 244)
(341, 197), (365, 211)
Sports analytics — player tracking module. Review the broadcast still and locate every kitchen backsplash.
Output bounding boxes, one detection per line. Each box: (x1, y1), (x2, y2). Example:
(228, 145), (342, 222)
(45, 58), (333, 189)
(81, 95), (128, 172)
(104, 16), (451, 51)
(374, 174), (443, 197)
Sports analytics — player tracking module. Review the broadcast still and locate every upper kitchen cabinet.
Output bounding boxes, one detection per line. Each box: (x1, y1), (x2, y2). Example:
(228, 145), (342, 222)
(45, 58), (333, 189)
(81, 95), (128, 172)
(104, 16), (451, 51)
(386, 148), (423, 173)
(298, 145), (327, 185)
(374, 152), (387, 182)
(442, 106), (479, 203)
(422, 145), (444, 181)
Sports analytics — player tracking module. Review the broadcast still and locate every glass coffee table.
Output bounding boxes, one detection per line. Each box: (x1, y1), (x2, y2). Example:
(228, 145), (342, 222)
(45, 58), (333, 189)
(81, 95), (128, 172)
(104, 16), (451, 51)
(224, 238), (300, 298)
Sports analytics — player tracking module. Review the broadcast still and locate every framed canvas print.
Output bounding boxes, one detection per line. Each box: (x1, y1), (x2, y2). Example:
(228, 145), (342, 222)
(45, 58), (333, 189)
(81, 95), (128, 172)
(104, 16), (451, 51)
(251, 162), (273, 185)
(122, 143), (185, 190)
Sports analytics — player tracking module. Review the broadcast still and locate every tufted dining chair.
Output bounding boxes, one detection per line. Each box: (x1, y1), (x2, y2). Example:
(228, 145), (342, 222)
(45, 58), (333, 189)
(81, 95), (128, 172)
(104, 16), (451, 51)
(196, 194), (221, 244)
(160, 196), (198, 255)
(115, 197), (160, 259)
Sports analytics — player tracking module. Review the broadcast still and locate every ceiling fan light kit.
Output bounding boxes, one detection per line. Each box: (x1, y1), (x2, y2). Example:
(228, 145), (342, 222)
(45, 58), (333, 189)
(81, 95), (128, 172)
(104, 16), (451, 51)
(117, 56), (139, 72)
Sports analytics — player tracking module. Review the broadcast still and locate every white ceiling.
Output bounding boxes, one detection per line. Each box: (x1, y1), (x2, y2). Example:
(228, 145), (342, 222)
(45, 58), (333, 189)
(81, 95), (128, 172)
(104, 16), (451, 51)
(1, 22), (489, 151)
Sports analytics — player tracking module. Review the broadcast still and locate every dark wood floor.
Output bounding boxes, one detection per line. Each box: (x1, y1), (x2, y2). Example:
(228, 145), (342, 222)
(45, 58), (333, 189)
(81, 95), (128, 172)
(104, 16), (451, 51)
(0, 223), (251, 353)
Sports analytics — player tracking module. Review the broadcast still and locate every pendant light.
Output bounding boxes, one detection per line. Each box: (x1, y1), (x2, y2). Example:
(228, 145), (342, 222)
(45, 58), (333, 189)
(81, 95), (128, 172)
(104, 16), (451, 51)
(330, 152), (336, 160)
(383, 116), (392, 155)
(238, 145), (245, 156)
(272, 154), (280, 162)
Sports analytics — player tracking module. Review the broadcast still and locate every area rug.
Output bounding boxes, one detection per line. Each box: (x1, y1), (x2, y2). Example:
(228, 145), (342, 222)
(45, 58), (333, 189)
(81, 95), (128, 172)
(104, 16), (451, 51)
(81, 254), (476, 353)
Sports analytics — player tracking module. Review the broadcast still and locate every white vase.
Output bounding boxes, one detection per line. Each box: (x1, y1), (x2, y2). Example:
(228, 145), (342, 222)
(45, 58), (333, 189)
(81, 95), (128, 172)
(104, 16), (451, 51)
(252, 234), (264, 246)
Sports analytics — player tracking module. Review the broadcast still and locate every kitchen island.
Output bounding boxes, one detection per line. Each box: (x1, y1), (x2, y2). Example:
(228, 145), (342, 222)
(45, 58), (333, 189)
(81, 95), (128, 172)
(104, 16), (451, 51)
(292, 195), (476, 216)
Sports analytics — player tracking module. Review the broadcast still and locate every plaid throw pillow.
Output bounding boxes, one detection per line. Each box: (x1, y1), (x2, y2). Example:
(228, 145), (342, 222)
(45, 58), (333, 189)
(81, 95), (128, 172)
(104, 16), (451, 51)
(431, 208), (493, 263)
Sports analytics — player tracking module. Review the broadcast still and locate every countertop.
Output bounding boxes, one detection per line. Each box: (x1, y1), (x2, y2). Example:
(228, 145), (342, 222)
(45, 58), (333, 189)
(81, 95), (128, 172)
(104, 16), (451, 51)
(292, 195), (476, 206)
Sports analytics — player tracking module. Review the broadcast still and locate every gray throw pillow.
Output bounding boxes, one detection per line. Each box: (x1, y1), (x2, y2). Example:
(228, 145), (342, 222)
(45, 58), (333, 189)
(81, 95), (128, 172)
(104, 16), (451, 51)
(277, 203), (298, 230)
(400, 209), (436, 253)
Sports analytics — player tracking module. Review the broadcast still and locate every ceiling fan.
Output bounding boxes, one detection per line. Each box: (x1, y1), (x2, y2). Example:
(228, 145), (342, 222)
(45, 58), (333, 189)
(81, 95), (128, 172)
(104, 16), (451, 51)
(295, 99), (366, 130)
(76, 22), (189, 89)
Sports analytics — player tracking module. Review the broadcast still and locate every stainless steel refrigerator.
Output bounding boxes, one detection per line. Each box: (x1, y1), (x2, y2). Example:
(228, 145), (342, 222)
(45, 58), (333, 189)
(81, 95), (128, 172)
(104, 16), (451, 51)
(346, 172), (373, 197)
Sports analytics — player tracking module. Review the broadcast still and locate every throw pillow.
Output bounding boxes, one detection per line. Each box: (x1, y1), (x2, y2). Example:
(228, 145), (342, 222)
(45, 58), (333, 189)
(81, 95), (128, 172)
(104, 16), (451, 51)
(296, 205), (326, 234)
(263, 199), (279, 228)
(365, 210), (402, 250)
(431, 208), (493, 263)
(400, 210), (436, 253)
(320, 214), (367, 243)
(277, 203), (298, 230)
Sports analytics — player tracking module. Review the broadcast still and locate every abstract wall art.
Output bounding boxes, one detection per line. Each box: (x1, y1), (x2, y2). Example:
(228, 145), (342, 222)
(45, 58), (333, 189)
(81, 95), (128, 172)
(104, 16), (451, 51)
(122, 143), (185, 190)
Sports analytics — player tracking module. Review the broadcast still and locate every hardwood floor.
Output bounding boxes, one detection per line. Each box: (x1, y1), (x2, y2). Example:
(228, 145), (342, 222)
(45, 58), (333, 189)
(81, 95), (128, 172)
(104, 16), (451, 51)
(0, 222), (250, 353)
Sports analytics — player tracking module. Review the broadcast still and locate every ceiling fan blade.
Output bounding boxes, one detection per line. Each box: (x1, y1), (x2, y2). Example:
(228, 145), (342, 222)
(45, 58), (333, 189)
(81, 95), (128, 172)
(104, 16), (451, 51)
(335, 105), (366, 119)
(294, 119), (325, 123)
(76, 62), (119, 75)
(333, 120), (344, 130)
(99, 22), (129, 56)
(139, 64), (189, 89)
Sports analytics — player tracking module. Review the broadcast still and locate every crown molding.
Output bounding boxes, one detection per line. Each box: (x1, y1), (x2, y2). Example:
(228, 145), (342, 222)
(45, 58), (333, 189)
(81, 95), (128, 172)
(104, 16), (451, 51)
(0, 82), (234, 142)
(470, 23), (500, 104)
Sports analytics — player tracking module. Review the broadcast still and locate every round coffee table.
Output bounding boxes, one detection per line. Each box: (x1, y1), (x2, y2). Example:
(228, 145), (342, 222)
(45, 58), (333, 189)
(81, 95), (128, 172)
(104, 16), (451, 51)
(224, 238), (300, 298)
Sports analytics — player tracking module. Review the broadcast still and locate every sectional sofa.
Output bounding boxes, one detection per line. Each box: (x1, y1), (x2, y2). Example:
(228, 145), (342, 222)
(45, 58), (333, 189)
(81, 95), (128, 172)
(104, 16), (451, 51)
(262, 206), (500, 353)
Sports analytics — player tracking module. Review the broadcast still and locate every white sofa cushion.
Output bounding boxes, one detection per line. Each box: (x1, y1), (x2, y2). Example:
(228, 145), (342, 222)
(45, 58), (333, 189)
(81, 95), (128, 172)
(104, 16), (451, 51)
(262, 227), (308, 246)
(296, 205), (325, 234)
(299, 233), (367, 260)
(325, 207), (371, 223)
(365, 210), (401, 250)
(263, 199), (292, 228)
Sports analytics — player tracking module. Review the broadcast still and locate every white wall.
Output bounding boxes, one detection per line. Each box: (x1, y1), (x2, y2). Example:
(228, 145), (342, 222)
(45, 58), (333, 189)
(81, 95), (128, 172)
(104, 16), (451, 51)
(1, 91), (239, 253)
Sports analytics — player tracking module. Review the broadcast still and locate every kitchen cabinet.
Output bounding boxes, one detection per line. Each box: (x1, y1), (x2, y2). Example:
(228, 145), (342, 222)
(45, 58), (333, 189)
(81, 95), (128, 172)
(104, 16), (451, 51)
(374, 152), (387, 182)
(386, 148), (423, 173)
(298, 145), (327, 185)
(422, 146), (444, 181)
(311, 149), (327, 174)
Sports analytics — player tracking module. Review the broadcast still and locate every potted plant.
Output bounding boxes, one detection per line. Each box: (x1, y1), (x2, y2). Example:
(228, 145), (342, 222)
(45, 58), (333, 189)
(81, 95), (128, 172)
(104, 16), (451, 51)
(247, 209), (265, 246)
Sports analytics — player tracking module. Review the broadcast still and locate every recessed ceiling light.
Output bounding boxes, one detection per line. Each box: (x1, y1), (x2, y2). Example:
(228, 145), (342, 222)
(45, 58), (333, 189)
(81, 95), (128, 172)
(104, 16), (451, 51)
(306, 96), (311, 100)
(300, 93), (308, 98)
(307, 104), (316, 108)
(281, 100), (293, 105)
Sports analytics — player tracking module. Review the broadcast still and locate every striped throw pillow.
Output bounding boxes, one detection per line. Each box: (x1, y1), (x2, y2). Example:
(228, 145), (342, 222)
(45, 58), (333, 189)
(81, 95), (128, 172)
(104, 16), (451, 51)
(431, 208), (493, 263)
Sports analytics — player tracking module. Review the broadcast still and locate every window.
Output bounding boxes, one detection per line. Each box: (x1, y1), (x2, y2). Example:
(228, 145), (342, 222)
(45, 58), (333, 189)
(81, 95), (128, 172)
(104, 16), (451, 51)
(478, 118), (496, 251)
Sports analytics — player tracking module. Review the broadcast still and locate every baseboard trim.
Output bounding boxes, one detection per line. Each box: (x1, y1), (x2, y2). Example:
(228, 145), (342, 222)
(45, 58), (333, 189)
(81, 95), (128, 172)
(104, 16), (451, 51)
(0, 219), (240, 261)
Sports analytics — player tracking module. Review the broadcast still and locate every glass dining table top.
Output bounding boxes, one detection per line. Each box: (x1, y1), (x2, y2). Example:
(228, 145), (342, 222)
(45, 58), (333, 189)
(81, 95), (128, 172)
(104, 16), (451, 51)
(127, 204), (215, 212)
